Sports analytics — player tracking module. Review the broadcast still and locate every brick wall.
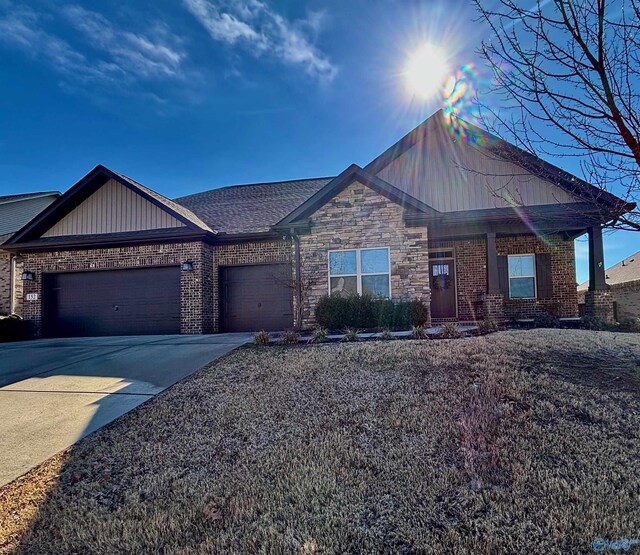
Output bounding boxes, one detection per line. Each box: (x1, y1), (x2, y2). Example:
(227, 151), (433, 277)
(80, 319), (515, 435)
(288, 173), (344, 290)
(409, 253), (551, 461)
(19, 241), (213, 336)
(497, 234), (577, 319)
(430, 233), (577, 321)
(211, 240), (292, 332)
(0, 251), (10, 315)
(610, 282), (640, 320)
(298, 181), (430, 328)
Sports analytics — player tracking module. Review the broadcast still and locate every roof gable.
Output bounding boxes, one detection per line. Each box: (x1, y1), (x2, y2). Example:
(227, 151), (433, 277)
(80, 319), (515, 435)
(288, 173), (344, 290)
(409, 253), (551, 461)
(275, 164), (439, 229)
(5, 165), (213, 245)
(366, 110), (631, 217)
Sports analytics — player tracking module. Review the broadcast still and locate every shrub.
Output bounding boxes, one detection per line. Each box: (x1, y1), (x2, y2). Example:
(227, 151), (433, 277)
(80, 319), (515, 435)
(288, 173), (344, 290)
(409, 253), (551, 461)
(411, 325), (427, 339)
(0, 315), (34, 343)
(342, 328), (359, 342)
(253, 330), (270, 346)
(409, 300), (429, 326)
(533, 312), (560, 328)
(315, 294), (429, 331)
(309, 327), (328, 343)
(579, 315), (607, 331)
(441, 322), (461, 338)
(617, 317), (640, 332)
(280, 329), (300, 345)
(477, 319), (498, 334)
(381, 328), (394, 340)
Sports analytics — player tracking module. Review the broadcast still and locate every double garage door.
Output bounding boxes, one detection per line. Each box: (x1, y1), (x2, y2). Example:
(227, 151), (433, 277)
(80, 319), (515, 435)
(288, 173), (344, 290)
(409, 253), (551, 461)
(42, 267), (181, 337)
(42, 263), (292, 337)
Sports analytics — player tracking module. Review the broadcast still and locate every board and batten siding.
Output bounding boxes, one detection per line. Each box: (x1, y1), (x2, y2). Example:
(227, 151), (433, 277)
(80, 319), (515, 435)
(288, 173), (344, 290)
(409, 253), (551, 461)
(375, 121), (578, 212)
(43, 179), (185, 237)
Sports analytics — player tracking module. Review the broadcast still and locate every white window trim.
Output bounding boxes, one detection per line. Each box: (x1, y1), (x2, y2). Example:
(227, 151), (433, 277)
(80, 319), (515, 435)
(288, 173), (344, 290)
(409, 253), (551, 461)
(508, 254), (537, 299)
(328, 247), (392, 299)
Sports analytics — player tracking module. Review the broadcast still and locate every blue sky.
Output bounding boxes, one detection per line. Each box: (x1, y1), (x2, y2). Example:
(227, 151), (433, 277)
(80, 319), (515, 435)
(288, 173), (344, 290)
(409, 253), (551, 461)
(0, 0), (636, 282)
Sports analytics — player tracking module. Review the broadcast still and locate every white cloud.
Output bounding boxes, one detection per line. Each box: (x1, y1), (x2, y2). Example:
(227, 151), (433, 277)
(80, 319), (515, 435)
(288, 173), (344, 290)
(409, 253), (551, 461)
(0, 2), (187, 89)
(64, 6), (186, 79)
(183, 0), (337, 81)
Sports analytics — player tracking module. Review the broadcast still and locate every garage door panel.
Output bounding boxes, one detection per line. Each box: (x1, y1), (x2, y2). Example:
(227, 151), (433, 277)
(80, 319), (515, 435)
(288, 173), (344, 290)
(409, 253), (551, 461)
(43, 267), (180, 337)
(221, 264), (293, 332)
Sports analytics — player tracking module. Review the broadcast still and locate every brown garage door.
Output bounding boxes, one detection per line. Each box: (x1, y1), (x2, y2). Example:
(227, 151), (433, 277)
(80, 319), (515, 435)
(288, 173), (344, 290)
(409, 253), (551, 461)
(221, 264), (293, 332)
(42, 266), (181, 337)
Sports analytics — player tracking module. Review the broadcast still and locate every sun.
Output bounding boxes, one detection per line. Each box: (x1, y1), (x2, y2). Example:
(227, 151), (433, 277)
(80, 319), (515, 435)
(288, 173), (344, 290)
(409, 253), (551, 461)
(405, 44), (449, 99)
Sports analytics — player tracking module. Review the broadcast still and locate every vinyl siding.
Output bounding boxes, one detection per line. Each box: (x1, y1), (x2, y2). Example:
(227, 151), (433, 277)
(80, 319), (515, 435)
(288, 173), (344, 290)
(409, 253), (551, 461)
(42, 179), (185, 237)
(375, 122), (578, 212)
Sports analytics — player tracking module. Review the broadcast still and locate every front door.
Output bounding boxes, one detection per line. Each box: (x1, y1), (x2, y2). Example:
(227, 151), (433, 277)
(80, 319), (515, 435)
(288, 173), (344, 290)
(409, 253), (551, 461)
(429, 259), (457, 319)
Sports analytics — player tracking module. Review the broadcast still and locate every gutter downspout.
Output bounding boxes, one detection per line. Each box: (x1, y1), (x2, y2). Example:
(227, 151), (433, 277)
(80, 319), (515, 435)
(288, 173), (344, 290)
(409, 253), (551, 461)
(8, 253), (15, 314)
(290, 228), (303, 331)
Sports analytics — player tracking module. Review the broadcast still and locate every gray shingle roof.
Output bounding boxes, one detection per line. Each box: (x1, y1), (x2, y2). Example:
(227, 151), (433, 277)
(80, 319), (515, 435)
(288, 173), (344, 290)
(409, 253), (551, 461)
(0, 191), (59, 204)
(175, 177), (333, 234)
(578, 250), (640, 290)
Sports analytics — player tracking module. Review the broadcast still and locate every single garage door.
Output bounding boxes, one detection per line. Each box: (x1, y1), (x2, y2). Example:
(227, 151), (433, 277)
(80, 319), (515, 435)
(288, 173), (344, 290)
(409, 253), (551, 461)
(221, 264), (293, 332)
(42, 266), (181, 337)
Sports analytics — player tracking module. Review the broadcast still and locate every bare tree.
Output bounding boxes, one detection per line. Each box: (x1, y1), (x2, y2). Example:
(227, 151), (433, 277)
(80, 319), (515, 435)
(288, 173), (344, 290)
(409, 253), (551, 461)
(474, 0), (640, 230)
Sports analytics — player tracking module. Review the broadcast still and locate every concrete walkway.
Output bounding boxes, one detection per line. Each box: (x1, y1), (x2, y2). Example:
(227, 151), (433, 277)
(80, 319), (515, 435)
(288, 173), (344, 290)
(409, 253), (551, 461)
(0, 334), (251, 486)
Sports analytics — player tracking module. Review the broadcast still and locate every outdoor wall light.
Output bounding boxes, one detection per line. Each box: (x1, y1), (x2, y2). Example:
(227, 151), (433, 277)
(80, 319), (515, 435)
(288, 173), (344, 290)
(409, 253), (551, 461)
(21, 271), (35, 281)
(181, 261), (194, 272)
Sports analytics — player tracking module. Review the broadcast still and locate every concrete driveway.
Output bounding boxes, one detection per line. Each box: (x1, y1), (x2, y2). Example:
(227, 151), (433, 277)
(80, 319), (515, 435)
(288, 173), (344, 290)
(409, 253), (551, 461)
(0, 334), (251, 486)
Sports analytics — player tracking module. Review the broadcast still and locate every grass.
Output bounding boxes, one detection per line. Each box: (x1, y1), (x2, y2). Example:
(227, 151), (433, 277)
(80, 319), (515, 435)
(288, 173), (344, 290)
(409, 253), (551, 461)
(1, 329), (639, 554)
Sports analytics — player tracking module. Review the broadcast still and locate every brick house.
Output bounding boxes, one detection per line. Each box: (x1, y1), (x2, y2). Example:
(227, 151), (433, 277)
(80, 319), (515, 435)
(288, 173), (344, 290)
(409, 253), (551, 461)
(0, 191), (60, 316)
(3, 111), (633, 337)
(578, 251), (640, 321)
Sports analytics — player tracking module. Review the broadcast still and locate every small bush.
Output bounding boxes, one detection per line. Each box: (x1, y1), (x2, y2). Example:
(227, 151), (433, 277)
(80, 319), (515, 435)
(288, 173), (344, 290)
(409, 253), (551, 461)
(477, 319), (498, 334)
(381, 328), (394, 340)
(253, 330), (270, 346)
(411, 325), (427, 339)
(0, 315), (34, 343)
(617, 317), (640, 332)
(309, 327), (328, 343)
(409, 300), (429, 326)
(533, 312), (560, 328)
(441, 322), (461, 339)
(579, 315), (607, 331)
(343, 328), (359, 342)
(315, 294), (429, 330)
(280, 329), (300, 345)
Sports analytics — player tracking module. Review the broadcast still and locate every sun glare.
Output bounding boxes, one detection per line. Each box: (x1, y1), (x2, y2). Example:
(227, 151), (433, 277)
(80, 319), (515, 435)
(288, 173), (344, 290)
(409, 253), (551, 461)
(405, 44), (449, 99)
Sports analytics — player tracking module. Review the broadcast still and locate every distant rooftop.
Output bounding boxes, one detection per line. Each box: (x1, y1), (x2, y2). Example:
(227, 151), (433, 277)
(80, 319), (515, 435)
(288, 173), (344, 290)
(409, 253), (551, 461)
(578, 250), (640, 290)
(0, 191), (59, 204)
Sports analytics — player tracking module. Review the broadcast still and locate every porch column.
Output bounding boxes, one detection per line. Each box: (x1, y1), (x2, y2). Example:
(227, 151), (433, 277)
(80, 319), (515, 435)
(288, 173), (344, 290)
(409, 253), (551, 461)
(486, 232), (500, 294)
(483, 232), (504, 321)
(587, 225), (607, 290)
(585, 225), (613, 322)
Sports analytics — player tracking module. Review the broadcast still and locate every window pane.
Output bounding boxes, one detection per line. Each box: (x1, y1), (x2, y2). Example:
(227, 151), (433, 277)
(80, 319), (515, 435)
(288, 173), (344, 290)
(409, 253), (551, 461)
(330, 276), (357, 296)
(509, 255), (535, 277)
(510, 277), (535, 298)
(329, 250), (356, 275)
(432, 263), (449, 276)
(362, 274), (390, 298)
(361, 249), (389, 274)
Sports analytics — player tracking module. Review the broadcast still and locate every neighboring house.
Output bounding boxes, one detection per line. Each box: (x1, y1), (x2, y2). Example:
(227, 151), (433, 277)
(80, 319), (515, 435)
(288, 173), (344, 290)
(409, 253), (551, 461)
(3, 111), (634, 337)
(0, 191), (60, 315)
(578, 251), (640, 321)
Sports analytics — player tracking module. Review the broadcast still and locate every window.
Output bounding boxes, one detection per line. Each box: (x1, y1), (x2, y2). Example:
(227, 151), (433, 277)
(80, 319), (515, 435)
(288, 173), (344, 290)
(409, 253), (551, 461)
(328, 248), (390, 298)
(508, 255), (536, 299)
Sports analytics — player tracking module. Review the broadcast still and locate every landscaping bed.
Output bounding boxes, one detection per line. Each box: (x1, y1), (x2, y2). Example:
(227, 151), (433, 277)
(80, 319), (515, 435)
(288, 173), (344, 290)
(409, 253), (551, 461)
(1, 329), (639, 554)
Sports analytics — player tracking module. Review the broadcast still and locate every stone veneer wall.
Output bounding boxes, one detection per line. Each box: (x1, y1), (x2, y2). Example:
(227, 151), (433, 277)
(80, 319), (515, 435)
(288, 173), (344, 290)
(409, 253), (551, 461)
(20, 241), (213, 336)
(210, 239), (292, 332)
(298, 181), (430, 329)
(430, 233), (577, 321)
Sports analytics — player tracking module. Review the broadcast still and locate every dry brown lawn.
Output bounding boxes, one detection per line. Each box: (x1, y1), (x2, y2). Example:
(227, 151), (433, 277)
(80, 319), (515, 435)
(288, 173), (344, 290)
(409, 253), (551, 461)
(1, 329), (639, 554)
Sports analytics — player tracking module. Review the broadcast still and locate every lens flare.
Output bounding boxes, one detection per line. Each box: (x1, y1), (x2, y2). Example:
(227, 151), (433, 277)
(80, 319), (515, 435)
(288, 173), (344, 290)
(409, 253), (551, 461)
(404, 44), (449, 99)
